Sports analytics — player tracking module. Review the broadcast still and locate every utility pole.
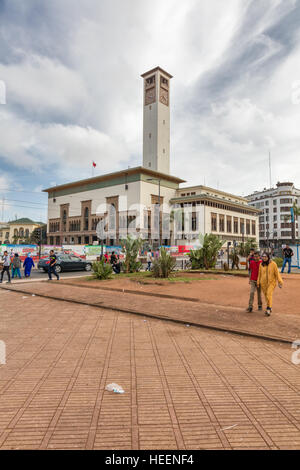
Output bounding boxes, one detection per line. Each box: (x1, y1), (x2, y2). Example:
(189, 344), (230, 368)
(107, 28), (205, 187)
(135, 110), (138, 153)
(1, 196), (4, 222)
(269, 151), (272, 188)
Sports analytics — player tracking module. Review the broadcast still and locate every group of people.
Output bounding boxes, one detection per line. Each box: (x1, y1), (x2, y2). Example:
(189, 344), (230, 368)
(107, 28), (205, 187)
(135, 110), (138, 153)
(103, 251), (121, 274)
(0, 251), (35, 283)
(246, 249), (284, 316)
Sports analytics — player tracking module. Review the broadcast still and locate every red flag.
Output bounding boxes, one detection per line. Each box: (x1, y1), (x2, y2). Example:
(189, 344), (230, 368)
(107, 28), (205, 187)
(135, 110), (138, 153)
(92, 161), (96, 168)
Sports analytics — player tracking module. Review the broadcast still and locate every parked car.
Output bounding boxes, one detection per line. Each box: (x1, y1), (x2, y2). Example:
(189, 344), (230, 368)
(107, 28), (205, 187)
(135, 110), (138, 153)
(38, 254), (92, 273)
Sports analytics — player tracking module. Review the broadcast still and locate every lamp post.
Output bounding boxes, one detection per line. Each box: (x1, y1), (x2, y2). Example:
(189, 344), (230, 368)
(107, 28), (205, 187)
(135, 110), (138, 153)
(147, 178), (161, 249)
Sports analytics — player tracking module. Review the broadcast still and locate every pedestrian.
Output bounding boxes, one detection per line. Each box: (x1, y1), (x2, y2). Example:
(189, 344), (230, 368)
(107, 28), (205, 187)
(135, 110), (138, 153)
(0, 251), (11, 283)
(23, 254), (35, 278)
(281, 244), (294, 274)
(12, 253), (22, 279)
(9, 249), (14, 276)
(246, 251), (262, 313)
(247, 248), (255, 272)
(146, 251), (152, 271)
(112, 256), (121, 274)
(47, 250), (60, 281)
(257, 252), (283, 316)
(110, 251), (117, 265)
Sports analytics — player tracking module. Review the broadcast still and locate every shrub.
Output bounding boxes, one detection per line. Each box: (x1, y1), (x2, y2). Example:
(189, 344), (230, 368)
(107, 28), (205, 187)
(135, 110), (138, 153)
(273, 257), (283, 268)
(189, 234), (223, 270)
(189, 249), (205, 269)
(152, 247), (176, 278)
(92, 259), (113, 280)
(120, 235), (143, 273)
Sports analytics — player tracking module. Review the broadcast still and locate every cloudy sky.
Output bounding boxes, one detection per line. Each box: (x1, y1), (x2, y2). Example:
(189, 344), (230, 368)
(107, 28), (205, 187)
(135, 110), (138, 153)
(0, 0), (300, 222)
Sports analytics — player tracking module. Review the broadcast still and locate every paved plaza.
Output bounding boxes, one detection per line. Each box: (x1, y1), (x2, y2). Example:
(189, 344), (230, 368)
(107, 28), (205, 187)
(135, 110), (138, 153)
(1, 284), (300, 450)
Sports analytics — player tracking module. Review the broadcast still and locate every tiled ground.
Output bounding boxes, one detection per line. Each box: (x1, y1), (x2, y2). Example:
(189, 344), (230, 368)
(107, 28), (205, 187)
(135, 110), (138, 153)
(1, 288), (300, 450)
(4, 281), (300, 342)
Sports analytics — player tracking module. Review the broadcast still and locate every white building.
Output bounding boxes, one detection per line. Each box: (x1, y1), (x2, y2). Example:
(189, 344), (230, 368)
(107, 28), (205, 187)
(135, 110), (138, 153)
(44, 66), (259, 247)
(247, 182), (300, 249)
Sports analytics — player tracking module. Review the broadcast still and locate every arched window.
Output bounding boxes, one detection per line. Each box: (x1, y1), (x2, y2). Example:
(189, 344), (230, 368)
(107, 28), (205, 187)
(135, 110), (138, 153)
(84, 207), (89, 230)
(19, 227), (24, 238)
(14, 229), (18, 237)
(25, 229), (29, 238)
(62, 210), (67, 231)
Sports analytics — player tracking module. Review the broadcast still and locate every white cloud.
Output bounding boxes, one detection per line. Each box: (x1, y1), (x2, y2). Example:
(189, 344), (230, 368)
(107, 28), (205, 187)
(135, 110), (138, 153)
(0, 0), (299, 202)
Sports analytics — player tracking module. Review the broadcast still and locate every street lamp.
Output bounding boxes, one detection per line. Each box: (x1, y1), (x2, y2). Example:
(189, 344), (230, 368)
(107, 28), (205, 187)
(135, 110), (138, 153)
(147, 178), (161, 248)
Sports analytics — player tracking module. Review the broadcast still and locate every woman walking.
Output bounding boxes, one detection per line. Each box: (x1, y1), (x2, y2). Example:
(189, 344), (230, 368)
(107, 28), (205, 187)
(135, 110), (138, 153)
(23, 254), (35, 278)
(257, 253), (283, 316)
(12, 253), (22, 279)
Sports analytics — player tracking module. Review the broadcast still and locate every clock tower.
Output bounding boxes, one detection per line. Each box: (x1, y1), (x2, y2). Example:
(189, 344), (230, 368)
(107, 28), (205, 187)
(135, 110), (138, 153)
(141, 67), (172, 175)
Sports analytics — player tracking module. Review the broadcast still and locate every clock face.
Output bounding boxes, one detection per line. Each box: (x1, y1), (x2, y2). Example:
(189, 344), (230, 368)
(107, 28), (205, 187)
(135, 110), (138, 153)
(159, 88), (169, 106)
(145, 88), (156, 105)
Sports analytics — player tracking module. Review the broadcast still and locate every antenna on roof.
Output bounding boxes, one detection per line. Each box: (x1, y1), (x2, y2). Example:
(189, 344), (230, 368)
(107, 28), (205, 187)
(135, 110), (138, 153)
(269, 150), (272, 188)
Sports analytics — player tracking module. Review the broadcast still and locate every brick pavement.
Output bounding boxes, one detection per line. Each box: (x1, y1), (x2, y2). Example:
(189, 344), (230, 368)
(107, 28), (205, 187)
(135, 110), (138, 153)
(1, 288), (300, 449)
(3, 282), (300, 343)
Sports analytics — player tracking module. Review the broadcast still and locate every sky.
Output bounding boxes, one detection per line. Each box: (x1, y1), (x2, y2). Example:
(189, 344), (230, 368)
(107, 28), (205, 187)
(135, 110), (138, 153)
(0, 0), (300, 222)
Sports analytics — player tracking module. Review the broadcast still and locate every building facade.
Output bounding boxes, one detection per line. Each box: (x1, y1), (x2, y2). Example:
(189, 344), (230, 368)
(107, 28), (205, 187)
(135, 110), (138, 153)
(45, 66), (259, 247)
(171, 185), (259, 245)
(247, 182), (300, 249)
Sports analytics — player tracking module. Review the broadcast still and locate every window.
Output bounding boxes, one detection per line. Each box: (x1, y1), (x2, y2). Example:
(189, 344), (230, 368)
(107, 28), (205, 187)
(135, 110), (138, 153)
(240, 218), (245, 234)
(273, 215), (277, 221)
(273, 207), (277, 213)
(84, 207), (89, 231)
(246, 219), (250, 235)
(62, 210), (67, 232)
(252, 221), (256, 236)
(219, 215), (225, 232)
(273, 200), (277, 205)
(227, 216), (232, 233)
(280, 198), (293, 204)
(211, 213), (217, 232)
(191, 213), (197, 231)
(146, 75), (155, 86)
(108, 204), (116, 230)
(234, 218), (238, 234)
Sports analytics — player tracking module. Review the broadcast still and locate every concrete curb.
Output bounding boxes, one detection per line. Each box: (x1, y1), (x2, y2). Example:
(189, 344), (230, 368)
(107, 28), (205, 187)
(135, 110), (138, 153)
(1, 285), (293, 346)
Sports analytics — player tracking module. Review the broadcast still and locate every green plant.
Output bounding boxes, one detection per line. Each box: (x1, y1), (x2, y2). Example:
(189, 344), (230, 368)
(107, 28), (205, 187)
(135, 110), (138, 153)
(152, 247), (177, 278)
(189, 248), (205, 269)
(92, 259), (113, 280)
(189, 234), (224, 270)
(238, 239), (258, 257)
(273, 257), (283, 268)
(120, 235), (143, 273)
